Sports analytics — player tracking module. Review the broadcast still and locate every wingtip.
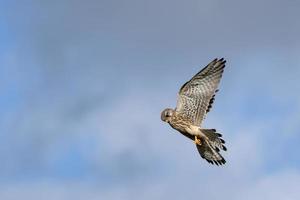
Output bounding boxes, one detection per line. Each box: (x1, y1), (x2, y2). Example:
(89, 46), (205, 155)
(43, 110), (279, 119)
(220, 58), (226, 64)
(216, 57), (226, 65)
(210, 57), (226, 64)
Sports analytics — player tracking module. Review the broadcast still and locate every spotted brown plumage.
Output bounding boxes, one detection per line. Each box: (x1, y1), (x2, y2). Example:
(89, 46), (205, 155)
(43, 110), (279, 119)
(161, 58), (227, 166)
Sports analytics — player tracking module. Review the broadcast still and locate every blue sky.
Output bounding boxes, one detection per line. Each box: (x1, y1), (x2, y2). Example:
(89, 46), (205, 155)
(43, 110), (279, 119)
(1, 0), (300, 199)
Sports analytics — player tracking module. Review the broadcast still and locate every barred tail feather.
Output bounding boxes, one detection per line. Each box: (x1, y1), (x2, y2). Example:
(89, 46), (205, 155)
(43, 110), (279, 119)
(201, 129), (227, 152)
(196, 129), (227, 166)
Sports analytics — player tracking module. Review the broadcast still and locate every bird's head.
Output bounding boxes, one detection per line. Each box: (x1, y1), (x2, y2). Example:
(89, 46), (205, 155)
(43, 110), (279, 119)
(161, 108), (174, 123)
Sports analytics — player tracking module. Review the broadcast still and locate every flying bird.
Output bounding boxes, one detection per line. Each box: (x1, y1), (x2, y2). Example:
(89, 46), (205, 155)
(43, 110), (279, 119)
(161, 58), (227, 165)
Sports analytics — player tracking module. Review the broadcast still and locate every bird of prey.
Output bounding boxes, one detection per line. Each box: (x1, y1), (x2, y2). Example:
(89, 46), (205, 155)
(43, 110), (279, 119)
(161, 58), (227, 165)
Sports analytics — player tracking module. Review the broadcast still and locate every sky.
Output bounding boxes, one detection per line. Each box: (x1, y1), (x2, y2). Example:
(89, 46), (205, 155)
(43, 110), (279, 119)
(0, 0), (300, 199)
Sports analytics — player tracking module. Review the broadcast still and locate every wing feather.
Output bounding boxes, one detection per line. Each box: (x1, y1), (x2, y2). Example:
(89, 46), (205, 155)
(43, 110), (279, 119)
(176, 58), (226, 126)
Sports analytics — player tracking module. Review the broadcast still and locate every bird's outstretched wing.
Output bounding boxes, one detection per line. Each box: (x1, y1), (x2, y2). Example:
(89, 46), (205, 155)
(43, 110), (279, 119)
(176, 58), (226, 126)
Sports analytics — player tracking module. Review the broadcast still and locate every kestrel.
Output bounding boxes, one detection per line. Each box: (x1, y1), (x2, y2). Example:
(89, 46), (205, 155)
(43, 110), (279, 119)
(161, 58), (227, 165)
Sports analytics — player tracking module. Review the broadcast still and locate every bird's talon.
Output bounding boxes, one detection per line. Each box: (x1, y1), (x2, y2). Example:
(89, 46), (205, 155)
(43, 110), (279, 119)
(194, 136), (201, 145)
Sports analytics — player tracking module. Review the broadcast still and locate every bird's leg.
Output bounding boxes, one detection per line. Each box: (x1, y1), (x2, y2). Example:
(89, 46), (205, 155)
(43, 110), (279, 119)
(194, 135), (202, 145)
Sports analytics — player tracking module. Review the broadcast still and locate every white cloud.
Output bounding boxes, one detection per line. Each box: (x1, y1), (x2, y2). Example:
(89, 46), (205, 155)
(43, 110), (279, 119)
(1, 168), (299, 200)
(240, 169), (300, 200)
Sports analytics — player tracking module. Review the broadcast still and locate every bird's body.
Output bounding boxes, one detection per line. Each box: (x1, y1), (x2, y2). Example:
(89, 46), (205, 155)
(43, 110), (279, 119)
(166, 111), (204, 138)
(161, 58), (227, 166)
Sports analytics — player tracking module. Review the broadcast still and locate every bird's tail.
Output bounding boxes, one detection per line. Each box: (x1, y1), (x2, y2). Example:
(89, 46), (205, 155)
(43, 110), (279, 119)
(196, 129), (227, 165)
(201, 129), (227, 152)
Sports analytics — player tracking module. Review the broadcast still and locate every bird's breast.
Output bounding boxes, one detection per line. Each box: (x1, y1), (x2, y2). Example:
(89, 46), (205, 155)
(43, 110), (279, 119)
(185, 125), (200, 135)
(169, 116), (199, 136)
